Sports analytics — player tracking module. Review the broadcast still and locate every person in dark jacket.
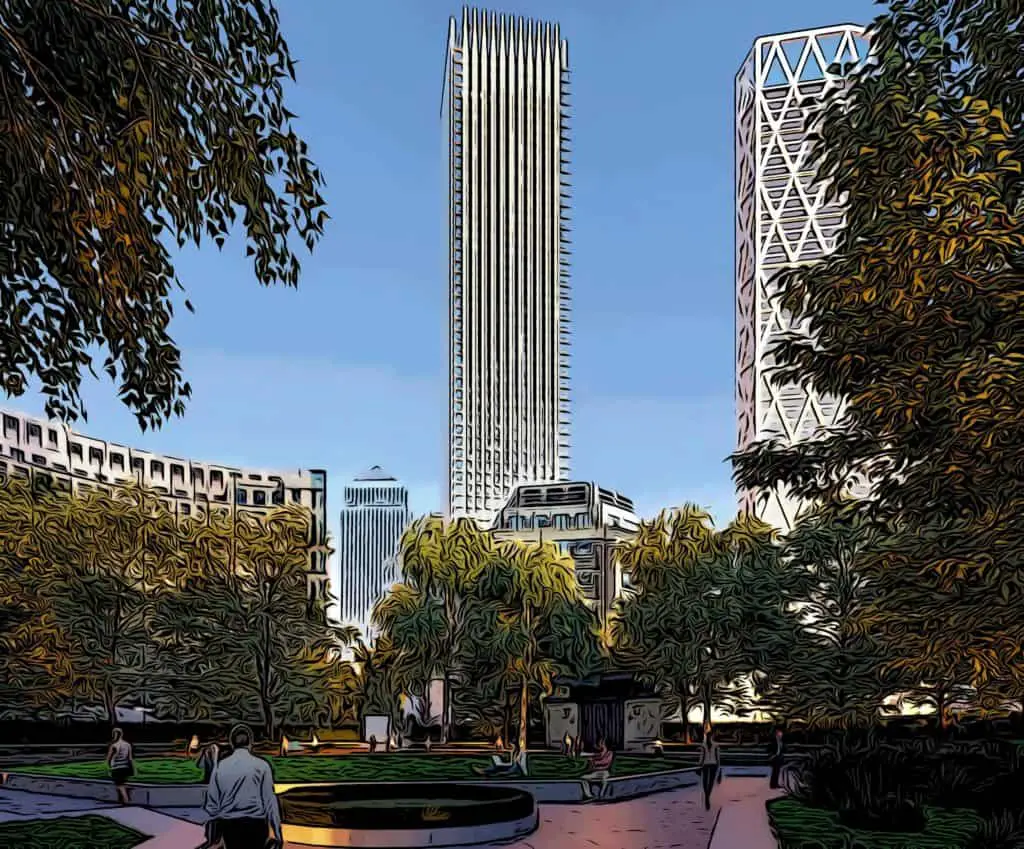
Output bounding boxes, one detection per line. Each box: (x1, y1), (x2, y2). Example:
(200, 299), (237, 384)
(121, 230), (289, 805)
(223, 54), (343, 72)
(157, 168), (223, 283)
(698, 727), (721, 811)
(769, 728), (785, 789)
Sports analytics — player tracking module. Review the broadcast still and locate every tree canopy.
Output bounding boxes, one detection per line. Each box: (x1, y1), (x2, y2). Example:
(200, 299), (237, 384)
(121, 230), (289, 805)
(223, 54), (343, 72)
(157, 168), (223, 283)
(610, 506), (789, 729)
(370, 516), (602, 745)
(0, 0), (326, 428)
(0, 476), (349, 732)
(732, 0), (1024, 707)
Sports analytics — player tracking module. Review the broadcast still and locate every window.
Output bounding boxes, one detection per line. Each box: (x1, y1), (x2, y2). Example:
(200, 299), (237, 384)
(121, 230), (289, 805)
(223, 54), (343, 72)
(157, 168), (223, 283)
(110, 453), (124, 469)
(3, 415), (17, 434)
(554, 513), (571, 530)
(181, 503), (191, 516)
(10, 448), (24, 463)
(249, 474), (262, 481)
(171, 463), (184, 480)
(89, 447), (103, 465)
(150, 460), (164, 476)
(291, 489), (301, 503)
(31, 454), (46, 465)
(254, 490), (266, 506)
(70, 443), (83, 458)
(575, 513), (588, 530)
(272, 490), (284, 505)
(47, 428), (57, 446)
(27, 423), (41, 443)
(132, 457), (143, 470)
(192, 468), (205, 485)
(210, 470), (223, 487)
(536, 515), (552, 529)
(236, 488), (248, 505)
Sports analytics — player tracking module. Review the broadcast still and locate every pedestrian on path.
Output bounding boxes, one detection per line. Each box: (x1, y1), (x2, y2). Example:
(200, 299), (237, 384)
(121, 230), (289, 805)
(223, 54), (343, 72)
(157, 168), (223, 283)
(769, 728), (785, 790)
(197, 741), (221, 784)
(203, 725), (283, 849)
(106, 728), (134, 806)
(698, 726), (720, 811)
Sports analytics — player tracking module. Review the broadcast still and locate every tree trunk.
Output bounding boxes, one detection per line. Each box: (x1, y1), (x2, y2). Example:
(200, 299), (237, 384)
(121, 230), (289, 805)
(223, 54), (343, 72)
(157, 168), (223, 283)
(518, 674), (529, 753)
(702, 684), (713, 731)
(103, 684), (118, 730)
(678, 684), (691, 743)
(439, 671), (449, 745)
(936, 687), (948, 736)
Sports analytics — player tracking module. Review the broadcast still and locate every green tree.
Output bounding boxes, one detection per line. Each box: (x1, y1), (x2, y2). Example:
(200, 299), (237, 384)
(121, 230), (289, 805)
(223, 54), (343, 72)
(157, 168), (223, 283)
(373, 515), (492, 742)
(0, 479), (74, 715)
(732, 0), (1024, 712)
(753, 505), (902, 728)
(169, 505), (348, 738)
(611, 507), (779, 732)
(0, 0), (326, 427)
(43, 483), (181, 725)
(472, 539), (602, 752)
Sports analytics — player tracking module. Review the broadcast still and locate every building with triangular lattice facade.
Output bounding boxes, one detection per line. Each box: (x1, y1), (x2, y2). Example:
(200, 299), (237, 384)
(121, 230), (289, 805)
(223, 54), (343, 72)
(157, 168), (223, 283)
(734, 25), (869, 530)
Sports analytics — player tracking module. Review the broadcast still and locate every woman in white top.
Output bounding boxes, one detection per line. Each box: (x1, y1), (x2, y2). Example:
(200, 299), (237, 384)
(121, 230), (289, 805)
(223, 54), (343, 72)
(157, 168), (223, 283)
(698, 727), (721, 811)
(107, 728), (134, 806)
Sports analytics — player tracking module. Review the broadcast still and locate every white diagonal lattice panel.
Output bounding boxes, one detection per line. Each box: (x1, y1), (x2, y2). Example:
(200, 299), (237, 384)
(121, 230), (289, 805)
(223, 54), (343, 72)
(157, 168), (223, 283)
(735, 25), (868, 529)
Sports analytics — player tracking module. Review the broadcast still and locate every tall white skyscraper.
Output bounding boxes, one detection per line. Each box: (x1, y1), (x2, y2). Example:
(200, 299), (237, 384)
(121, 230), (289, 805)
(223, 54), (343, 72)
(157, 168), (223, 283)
(443, 8), (572, 523)
(336, 466), (411, 639)
(734, 25), (868, 530)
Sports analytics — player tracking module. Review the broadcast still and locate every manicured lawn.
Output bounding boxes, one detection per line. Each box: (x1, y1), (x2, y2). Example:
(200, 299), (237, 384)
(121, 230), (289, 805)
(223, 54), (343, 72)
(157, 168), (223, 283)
(767, 798), (983, 849)
(0, 815), (145, 849)
(8, 753), (690, 784)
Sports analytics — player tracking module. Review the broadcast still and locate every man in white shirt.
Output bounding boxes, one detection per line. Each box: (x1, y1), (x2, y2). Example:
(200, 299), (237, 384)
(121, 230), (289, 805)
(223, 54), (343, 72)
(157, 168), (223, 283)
(204, 725), (282, 849)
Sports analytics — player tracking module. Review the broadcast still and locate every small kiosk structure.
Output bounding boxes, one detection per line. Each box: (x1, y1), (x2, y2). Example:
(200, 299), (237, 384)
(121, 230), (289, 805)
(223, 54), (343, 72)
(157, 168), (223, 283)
(543, 673), (664, 752)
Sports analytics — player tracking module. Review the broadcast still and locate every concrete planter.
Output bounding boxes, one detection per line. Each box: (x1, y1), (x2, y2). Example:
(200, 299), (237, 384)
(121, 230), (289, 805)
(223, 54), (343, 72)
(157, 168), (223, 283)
(0, 772), (208, 807)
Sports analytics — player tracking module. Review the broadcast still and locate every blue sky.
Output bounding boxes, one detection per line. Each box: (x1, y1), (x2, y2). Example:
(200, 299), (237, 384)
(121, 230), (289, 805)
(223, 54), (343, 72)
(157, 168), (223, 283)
(16, 0), (876, 533)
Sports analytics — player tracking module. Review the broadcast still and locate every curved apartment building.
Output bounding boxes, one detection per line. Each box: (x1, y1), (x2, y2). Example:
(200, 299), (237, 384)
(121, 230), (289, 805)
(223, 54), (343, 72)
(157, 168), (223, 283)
(0, 407), (329, 602)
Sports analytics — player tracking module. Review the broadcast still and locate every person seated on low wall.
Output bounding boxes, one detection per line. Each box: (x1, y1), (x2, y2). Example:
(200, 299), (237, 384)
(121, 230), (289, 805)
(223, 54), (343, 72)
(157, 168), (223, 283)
(473, 746), (529, 778)
(580, 738), (614, 800)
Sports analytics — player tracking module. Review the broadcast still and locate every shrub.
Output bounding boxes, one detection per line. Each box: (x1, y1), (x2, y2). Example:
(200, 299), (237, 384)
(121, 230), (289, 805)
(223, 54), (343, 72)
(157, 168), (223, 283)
(788, 732), (926, 831)
(962, 809), (1024, 849)
(790, 732), (1022, 821)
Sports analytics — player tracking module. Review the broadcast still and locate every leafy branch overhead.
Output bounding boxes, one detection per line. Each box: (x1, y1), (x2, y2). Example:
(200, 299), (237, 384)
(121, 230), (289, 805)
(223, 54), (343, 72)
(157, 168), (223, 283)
(0, 0), (327, 428)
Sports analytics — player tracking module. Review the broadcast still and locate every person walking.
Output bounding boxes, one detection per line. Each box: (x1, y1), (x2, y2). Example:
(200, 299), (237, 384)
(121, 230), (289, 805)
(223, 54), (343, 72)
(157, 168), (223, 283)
(204, 725), (283, 849)
(698, 727), (721, 811)
(769, 728), (785, 789)
(197, 741), (221, 784)
(107, 728), (134, 806)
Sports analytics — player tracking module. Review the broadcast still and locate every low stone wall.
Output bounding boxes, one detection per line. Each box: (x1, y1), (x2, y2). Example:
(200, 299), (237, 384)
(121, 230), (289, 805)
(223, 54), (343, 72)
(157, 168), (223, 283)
(0, 772), (208, 807)
(3, 766), (703, 806)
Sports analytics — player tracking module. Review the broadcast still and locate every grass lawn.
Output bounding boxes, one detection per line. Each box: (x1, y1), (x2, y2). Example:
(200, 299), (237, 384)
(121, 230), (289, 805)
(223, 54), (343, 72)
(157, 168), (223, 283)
(767, 798), (983, 849)
(8, 753), (690, 784)
(0, 815), (145, 849)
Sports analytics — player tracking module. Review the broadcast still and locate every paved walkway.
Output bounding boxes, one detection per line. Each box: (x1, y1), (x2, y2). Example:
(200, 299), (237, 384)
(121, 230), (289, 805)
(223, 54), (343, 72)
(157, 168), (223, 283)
(454, 776), (778, 849)
(2, 776), (780, 849)
(0, 788), (204, 848)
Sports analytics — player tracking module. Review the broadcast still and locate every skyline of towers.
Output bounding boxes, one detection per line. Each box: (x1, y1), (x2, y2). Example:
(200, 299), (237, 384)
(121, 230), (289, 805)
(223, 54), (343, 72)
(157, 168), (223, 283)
(336, 465), (411, 637)
(443, 7), (572, 524)
(734, 25), (869, 530)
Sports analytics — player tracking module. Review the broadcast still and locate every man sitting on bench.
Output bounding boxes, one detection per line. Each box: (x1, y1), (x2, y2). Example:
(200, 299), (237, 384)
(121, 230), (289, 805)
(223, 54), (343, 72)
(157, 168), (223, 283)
(580, 738), (614, 800)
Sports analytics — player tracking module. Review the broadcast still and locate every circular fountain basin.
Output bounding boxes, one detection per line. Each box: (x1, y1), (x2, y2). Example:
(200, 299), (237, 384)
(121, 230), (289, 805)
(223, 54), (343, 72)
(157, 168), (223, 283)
(279, 782), (538, 848)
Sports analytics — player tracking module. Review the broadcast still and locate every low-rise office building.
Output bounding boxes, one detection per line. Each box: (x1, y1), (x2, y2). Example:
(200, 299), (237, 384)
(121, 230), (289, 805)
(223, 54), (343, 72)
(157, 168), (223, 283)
(0, 407), (329, 604)
(489, 480), (640, 618)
